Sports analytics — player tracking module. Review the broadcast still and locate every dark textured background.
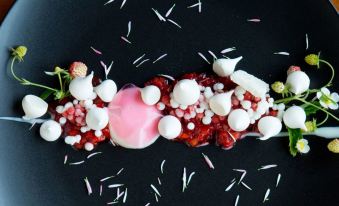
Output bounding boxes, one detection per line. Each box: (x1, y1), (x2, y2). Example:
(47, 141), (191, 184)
(0, 0), (338, 205)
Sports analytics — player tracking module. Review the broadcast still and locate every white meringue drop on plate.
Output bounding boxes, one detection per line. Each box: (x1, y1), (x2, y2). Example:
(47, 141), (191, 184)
(173, 79), (200, 105)
(141, 85), (161, 105)
(86, 107), (109, 130)
(94, 79), (117, 103)
(69, 71), (94, 100)
(285, 71), (310, 94)
(283, 106), (307, 131)
(227, 109), (250, 132)
(158, 115), (182, 140)
(39, 120), (62, 142)
(257, 116), (282, 140)
(22, 94), (48, 120)
(212, 56), (243, 77)
(209, 90), (233, 116)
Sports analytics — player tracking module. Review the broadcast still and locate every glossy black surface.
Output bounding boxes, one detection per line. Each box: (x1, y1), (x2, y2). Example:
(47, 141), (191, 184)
(0, 0), (338, 205)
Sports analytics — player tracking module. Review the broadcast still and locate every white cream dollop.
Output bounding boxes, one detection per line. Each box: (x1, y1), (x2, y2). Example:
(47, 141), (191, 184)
(283, 106), (307, 130)
(213, 56), (243, 77)
(173, 79), (200, 105)
(39, 120), (62, 142)
(22, 94), (48, 120)
(227, 109), (250, 132)
(85, 107), (109, 130)
(285, 71), (310, 94)
(69, 71), (94, 100)
(258, 116), (282, 140)
(141, 85), (161, 105)
(158, 115), (182, 140)
(94, 79), (117, 103)
(208, 90), (234, 116)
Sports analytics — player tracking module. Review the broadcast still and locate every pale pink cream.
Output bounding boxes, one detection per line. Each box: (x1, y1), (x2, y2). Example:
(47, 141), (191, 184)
(108, 85), (162, 149)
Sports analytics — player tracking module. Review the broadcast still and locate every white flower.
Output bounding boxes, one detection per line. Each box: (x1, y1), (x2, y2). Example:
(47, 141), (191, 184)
(296, 139), (310, 154)
(316, 88), (339, 110)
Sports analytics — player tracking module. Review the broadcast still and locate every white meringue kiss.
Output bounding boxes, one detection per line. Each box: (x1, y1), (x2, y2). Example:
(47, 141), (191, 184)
(158, 115), (182, 140)
(69, 71), (94, 100)
(286, 71), (310, 95)
(22, 94), (48, 120)
(209, 90), (233, 116)
(86, 107), (109, 130)
(141, 85), (161, 105)
(94, 79), (117, 103)
(258, 116), (282, 140)
(283, 106), (307, 131)
(173, 79), (200, 105)
(227, 109), (250, 132)
(39, 120), (62, 142)
(213, 56), (243, 77)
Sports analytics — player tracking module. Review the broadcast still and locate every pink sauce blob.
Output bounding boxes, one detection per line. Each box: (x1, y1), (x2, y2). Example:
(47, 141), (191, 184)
(108, 85), (162, 149)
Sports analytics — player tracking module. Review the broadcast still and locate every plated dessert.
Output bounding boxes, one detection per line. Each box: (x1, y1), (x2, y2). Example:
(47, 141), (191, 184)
(4, 46), (339, 156)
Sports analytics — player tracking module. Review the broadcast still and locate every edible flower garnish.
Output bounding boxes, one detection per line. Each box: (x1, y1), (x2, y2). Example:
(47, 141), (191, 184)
(316, 87), (339, 110)
(296, 139), (310, 154)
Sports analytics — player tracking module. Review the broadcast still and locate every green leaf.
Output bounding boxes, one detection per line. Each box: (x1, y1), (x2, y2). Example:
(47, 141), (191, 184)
(40, 90), (54, 100)
(303, 101), (321, 115)
(287, 127), (303, 157)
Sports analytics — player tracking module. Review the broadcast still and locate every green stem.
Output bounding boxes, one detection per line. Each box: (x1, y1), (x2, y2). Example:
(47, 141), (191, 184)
(296, 97), (339, 121)
(274, 95), (301, 104)
(57, 73), (63, 91)
(319, 59), (335, 88)
(10, 57), (23, 82)
(317, 113), (329, 127)
(24, 81), (59, 92)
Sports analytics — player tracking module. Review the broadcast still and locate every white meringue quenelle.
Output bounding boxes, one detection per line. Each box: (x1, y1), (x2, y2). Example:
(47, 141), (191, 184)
(283, 106), (307, 131)
(285, 71), (310, 94)
(39, 120), (62, 141)
(227, 109), (250, 131)
(213, 56), (243, 77)
(69, 71), (94, 100)
(86, 107), (109, 130)
(209, 90), (234, 116)
(158, 115), (182, 140)
(173, 79), (200, 105)
(94, 79), (117, 103)
(257, 116), (282, 140)
(141, 85), (161, 105)
(22, 94), (48, 120)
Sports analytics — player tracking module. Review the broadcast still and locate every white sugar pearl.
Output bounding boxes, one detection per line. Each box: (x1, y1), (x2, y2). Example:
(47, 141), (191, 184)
(59, 117), (67, 125)
(278, 103), (285, 111)
(187, 122), (195, 130)
(241, 100), (251, 110)
(254, 113), (261, 120)
(56, 106), (64, 114)
(179, 104), (188, 110)
(236, 94), (244, 101)
(213, 83), (224, 91)
(73, 100), (79, 105)
(190, 111), (197, 118)
(250, 119), (256, 124)
(235, 86), (246, 96)
(84, 99), (93, 109)
(175, 109), (185, 118)
(84, 142), (94, 151)
(95, 130), (102, 137)
(204, 87), (214, 99)
(204, 110), (214, 117)
(64, 102), (73, 110)
(184, 113), (191, 120)
(80, 127), (87, 133)
(157, 102), (165, 110)
(170, 99), (179, 108)
(247, 108), (254, 117)
(200, 102), (209, 109)
(195, 107), (204, 113)
(202, 116), (212, 125)
(199, 85), (205, 91)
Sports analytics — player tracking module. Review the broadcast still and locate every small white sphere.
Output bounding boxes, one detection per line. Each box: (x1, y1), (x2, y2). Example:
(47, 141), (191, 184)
(258, 116), (282, 140)
(236, 94), (244, 101)
(187, 122), (195, 130)
(179, 104), (188, 110)
(84, 142), (94, 151)
(227, 109), (250, 132)
(56, 106), (64, 114)
(202, 116), (212, 125)
(158, 115), (182, 139)
(95, 130), (103, 137)
(170, 99), (179, 108)
(84, 99), (93, 109)
(73, 99), (79, 105)
(141, 85), (161, 106)
(283, 106), (307, 130)
(157, 102), (165, 110)
(59, 117), (67, 125)
(173, 79), (200, 105)
(213, 83), (224, 91)
(39, 120), (62, 142)
(241, 100), (251, 110)
(204, 110), (214, 117)
(86, 107), (109, 130)
(277, 103), (285, 111)
(235, 86), (246, 96)
(286, 71), (310, 95)
(195, 107), (204, 114)
(80, 127), (87, 133)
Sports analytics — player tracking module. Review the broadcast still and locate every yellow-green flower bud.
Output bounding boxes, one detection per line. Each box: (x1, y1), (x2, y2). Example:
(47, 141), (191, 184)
(271, 81), (285, 93)
(303, 120), (316, 133)
(327, 139), (339, 153)
(11, 46), (27, 60)
(304, 54), (319, 66)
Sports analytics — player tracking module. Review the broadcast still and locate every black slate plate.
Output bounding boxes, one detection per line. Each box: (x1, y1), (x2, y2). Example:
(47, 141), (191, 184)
(0, 0), (338, 205)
